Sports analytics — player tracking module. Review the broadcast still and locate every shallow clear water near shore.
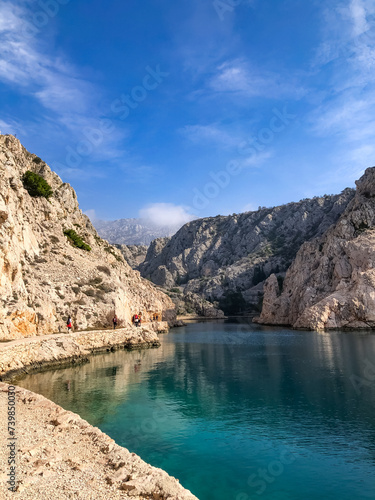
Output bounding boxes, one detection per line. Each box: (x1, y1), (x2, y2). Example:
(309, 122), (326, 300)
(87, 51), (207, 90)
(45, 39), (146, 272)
(19, 320), (375, 500)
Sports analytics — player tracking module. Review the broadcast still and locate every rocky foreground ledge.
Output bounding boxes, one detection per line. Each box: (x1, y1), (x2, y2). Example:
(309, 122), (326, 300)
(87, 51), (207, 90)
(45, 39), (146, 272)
(0, 326), (198, 499)
(0, 325), (168, 381)
(0, 382), (197, 499)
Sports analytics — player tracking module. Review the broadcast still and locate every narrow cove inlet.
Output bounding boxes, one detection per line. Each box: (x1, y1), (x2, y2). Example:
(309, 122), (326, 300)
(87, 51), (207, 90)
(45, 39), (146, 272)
(18, 320), (375, 500)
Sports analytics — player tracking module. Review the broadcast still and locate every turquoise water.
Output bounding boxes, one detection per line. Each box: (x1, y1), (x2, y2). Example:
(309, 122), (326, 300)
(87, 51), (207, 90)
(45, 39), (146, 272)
(19, 321), (375, 499)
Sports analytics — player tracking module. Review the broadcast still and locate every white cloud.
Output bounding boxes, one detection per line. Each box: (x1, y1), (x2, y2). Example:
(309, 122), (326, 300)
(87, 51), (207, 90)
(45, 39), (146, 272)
(84, 209), (97, 221)
(0, 117), (24, 136)
(349, 0), (370, 36)
(242, 203), (256, 212)
(139, 203), (195, 227)
(238, 150), (274, 169)
(179, 124), (239, 147)
(308, 0), (375, 186)
(0, 1), (98, 132)
(209, 59), (306, 99)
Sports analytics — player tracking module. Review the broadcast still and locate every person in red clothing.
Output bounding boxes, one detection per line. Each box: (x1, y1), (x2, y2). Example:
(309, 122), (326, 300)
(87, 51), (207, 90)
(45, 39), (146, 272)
(112, 314), (118, 329)
(66, 316), (72, 333)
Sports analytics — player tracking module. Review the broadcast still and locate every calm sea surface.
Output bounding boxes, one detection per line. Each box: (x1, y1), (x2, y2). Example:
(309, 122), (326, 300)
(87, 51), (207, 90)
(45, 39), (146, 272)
(19, 321), (375, 500)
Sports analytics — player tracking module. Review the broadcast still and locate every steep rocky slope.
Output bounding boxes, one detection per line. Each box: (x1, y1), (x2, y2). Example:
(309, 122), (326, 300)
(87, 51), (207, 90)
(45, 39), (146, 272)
(116, 244), (148, 269)
(0, 135), (175, 340)
(139, 190), (354, 314)
(258, 167), (375, 330)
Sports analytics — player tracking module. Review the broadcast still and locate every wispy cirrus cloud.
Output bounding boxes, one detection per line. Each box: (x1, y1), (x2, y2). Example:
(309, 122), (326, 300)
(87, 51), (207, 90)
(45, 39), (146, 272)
(179, 123), (240, 148)
(0, 1), (132, 178)
(308, 0), (375, 186)
(208, 59), (306, 99)
(0, 1), (98, 131)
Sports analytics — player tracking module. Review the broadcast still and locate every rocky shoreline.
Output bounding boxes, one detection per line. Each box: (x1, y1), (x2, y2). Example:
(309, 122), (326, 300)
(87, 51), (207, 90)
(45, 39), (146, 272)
(0, 325), (168, 382)
(0, 327), (198, 499)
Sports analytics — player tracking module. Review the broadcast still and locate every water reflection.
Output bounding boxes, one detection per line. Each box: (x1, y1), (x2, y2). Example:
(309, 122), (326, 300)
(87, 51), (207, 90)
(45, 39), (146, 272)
(19, 322), (375, 500)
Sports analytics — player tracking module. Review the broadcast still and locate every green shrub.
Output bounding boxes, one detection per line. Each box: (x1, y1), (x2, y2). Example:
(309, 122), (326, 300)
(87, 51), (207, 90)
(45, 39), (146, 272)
(22, 171), (53, 199)
(104, 246), (123, 262)
(170, 287), (181, 294)
(64, 229), (91, 251)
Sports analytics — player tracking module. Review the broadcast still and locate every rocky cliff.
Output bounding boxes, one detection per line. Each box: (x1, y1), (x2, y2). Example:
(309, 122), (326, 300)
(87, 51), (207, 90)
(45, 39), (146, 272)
(258, 167), (375, 330)
(0, 135), (175, 340)
(116, 244), (148, 269)
(139, 190), (354, 314)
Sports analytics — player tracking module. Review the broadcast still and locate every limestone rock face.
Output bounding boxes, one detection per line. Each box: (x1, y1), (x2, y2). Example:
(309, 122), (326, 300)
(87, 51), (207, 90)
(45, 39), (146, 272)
(258, 167), (375, 330)
(0, 135), (175, 340)
(116, 244), (148, 269)
(139, 190), (354, 314)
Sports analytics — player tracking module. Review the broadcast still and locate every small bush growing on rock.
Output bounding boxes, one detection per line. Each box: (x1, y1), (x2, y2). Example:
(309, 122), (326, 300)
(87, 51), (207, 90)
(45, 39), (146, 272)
(22, 170), (53, 199)
(50, 235), (60, 244)
(63, 229), (91, 252)
(32, 156), (42, 164)
(170, 288), (182, 294)
(97, 265), (111, 276)
(97, 283), (113, 293)
(104, 246), (123, 262)
(83, 288), (96, 297)
(88, 277), (103, 286)
(95, 289), (106, 299)
(34, 257), (48, 264)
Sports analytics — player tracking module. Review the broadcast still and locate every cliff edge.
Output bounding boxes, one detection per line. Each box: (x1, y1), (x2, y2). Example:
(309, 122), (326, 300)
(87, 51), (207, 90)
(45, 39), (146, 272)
(258, 167), (375, 330)
(0, 135), (175, 340)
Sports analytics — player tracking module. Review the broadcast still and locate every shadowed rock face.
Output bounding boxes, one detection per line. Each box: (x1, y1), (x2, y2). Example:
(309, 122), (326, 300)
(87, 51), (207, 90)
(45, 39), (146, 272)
(258, 167), (375, 331)
(139, 190), (354, 314)
(0, 135), (175, 340)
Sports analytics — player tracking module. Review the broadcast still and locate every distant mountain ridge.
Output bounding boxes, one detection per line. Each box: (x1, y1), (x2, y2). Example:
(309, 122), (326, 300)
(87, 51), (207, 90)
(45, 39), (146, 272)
(94, 218), (183, 245)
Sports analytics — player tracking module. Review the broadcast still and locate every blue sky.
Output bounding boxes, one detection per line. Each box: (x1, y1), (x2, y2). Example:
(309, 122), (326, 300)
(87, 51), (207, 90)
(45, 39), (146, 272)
(1, 0), (374, 225)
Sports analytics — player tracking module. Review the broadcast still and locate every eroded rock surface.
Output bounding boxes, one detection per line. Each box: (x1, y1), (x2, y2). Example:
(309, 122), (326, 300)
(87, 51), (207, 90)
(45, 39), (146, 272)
(258, 167), (375, 330)
(0, 135), (175, 340)
(139, 191), (354, 314)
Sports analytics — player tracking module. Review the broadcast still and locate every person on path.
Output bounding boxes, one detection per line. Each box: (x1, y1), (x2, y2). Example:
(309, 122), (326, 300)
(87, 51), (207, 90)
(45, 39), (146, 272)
(133, 314), (139, 327)
(113, 314), (118, 329)
(66, 316), (72, 333)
